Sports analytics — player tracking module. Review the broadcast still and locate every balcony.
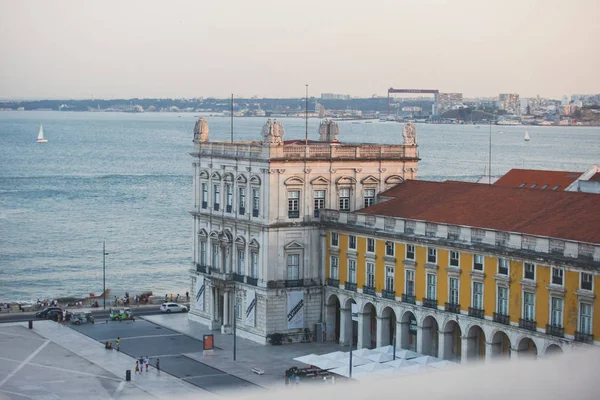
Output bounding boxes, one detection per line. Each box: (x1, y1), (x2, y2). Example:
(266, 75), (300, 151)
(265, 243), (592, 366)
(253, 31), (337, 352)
(233, 274), (245, 283)
(574, 331), (594, 344)
(314, 209), (320, 218)
(239, 207), (245, 215)
(493, 312), (510, 325)
(345, 282), (357, 292)
(196, 264), (208, 274)
(362, 285), (376, 296)
(423, 298), (438, 309)
(246, 277), (258, 287)
(402, 293), (416, 304)
(285, 279), (303, 288)
(288, 210), (300, 219)
(468, 307), (485, 319)
(546, 324), (564, 338)
(382, 290), (396, 300)
(445, 302), (460, 314)
(226, 205), (232, 213)
(327, 278), (340, 287)
(213, 203), (220, 211)
(252, 209), (259, 217)
(519, 318), (537, 332)
(201, 201), (207, 209)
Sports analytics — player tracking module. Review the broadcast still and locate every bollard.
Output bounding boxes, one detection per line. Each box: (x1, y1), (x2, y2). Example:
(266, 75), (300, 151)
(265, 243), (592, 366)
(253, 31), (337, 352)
(126, 370), (131, 382)
(28, 320), (33, 329)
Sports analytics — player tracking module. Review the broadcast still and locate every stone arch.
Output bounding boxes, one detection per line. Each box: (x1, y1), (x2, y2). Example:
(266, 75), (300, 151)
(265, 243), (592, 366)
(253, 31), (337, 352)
(236, 174), (247, 184)
(421, 315), (440, 357)
(284, 176), (305, 186)
(220, 230), (233, 243)
(325, 293), (341, 343)
(210, 172), (221, 181)
(399, 310), (418, 351)
(378, 306), (397, 347)
(310, 176), (330, 185)
(465, 324), (486, 361)
(336, 176), (357, 186)
(248, 238), (260, 249)
(199, 170), (210, 179)
(440, 319), (462, 361)
(544, 343), (563, 357)
(490, 329), (511, 359)
(249, 175), (261, 185)
(342, 297), (358, 346)
(385, 175), (404, 185)
(223, 172), (234, 182)
(360, 175), (380, 185)
(360, 302), (377, 349)
(209, 231), (219, 240)
(198, 229), (208, 237)
(234, 236), (246, 247)
(516, 336), (538, 358)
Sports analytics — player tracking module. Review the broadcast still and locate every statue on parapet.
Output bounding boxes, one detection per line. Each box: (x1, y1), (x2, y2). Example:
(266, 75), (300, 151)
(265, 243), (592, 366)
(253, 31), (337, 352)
(403, 121), (417, 146)
(319, 119), (340, 142)
(262, 119), (285, 145)
(193, 117), (209, 143)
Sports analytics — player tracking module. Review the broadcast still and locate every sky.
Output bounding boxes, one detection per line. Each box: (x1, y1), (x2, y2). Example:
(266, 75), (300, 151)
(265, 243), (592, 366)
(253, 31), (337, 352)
(0, 0), (599, 100)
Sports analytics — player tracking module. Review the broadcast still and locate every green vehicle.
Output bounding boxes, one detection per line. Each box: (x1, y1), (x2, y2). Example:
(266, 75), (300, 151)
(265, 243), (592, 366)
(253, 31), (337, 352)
(109, 307), (135, 321)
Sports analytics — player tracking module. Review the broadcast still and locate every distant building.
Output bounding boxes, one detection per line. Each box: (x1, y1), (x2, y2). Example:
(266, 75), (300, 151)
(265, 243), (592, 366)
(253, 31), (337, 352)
(321, 93), (350, 100)
(494, 166), (600, 194)
(499, 93), (521, 115)
(438, 93), (463, 113)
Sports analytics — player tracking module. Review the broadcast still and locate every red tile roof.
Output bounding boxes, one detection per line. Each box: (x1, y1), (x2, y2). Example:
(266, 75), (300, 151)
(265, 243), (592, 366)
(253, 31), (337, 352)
(589, 172), (600, 182)
(494, 169), (581, 191)
(363, 180), (600, 244)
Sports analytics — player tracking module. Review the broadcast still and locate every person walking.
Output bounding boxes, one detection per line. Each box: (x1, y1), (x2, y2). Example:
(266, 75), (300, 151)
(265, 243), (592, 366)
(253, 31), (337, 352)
(186, 291), (189, 302)
(156, 358), (160, 374)
(62, 309), (67, 324)
(145, 356), (150, 372)
(135, 361), (140, 374)
(170, 293), (173, 302)
(116, 337), (120, 352)
(165, 294), (168, 302)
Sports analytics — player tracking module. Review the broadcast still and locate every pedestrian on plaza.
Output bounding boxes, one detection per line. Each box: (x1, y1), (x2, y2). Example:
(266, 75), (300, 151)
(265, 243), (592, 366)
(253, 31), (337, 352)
(156, 358), (160, 374)
(145, 356), (149, 372)
(175, 294), (179, 302)
(186, 291), (189, 302)
(139, 357), (144, 373)
(116, 337), (120, 352)
(135, 361), (140, 374)
(165, 294), (168, 302)
(170, 293), (173, 302)
(62, 309), (67, 323)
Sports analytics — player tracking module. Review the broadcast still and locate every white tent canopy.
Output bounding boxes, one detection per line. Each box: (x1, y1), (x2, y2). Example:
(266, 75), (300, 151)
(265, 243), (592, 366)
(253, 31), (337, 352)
(311, 358), (346, 370)
(293, 354), (324, 365)
(384, 358), (418, 369)
(429, 360), (457, 370)
(412, 356), (442, 365)
(355, 362), (394, 373)
(366, 352), (394, 363)
(321, 351), (349, 361)
(352, 348), (376, 358)
(394, 349), (420, 359)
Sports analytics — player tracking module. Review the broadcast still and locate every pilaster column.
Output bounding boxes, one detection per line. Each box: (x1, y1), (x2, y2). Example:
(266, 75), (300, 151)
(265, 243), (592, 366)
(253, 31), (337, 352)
(460, 335), (470, 364)
(438, 331), (447, 360)
(399, 321), (410, 349)
(376, 316), (385, 348)
(416, 326), (424, 354)
(485, 341), (494, 363)
(223, 290), (229, 327)
(396, 321), (404, 350)
(339, 307), (351, 345)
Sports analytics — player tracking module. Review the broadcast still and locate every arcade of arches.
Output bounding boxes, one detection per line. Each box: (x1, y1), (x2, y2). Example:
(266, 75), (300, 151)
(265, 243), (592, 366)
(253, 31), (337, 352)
(324, 293), (564, 362)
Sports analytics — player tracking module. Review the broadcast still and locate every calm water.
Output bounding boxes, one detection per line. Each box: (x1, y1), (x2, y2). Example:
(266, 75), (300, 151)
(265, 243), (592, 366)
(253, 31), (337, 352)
(1, 111), (598, 302)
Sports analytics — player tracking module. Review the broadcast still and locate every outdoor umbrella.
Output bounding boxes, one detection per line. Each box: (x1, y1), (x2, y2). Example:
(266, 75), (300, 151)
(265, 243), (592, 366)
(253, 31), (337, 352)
(293, 354), (324, 366)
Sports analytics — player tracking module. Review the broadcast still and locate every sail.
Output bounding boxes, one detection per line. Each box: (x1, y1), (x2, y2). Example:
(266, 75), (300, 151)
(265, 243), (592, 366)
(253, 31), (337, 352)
(37, 124), (44, 140)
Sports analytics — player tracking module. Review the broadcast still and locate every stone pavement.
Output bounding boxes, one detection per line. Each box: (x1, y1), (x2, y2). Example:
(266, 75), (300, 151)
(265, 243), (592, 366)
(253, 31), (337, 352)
(0, 321), (215, 400)
(143, 313), (347, 388)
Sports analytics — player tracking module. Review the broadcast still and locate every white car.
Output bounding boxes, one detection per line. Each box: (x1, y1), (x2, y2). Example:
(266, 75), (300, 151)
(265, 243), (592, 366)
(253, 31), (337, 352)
(160, 303), (188, 313)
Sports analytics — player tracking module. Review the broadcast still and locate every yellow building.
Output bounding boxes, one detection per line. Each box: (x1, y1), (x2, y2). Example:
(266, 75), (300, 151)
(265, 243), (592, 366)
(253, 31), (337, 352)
(322, 180), (600, 362)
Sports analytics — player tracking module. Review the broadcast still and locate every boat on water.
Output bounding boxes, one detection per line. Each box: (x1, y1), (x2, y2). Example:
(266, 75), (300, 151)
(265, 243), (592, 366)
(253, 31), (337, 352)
(497, 119), (522, 126)
(36, 124), (48, 143)
(524, 131), (530, 141)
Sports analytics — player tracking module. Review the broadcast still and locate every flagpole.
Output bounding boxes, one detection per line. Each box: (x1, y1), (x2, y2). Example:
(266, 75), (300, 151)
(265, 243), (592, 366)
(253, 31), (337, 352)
(233, 301), (237, 361)
(305, 84), (308, 146)
(231, 94), (234, 143)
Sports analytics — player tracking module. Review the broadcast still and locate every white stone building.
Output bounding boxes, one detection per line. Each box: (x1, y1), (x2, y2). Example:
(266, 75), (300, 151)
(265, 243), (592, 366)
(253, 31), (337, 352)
(189, 118), (419, 344)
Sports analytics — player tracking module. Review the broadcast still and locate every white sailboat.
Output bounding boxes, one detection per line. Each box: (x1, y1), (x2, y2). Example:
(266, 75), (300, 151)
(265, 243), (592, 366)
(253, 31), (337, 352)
(524, 131), (530, 141)
(36, 124), (48, 143)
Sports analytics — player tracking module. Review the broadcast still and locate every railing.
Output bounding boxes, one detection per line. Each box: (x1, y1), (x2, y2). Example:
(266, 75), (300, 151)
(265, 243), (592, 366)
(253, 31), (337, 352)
(285, 279), (303, 288)
(252, 209), (259, 217)
(468, 307), (485, 319)
(213, 203), (220, 211)
(382, 290), (396, 300)
(239, 207), (245, 215)
(574, 331), (594, 344)
(226, 205), (232, 213)
(196, 264), (208, 274)
(445, 302), (460, 314)
(519, 318), (537, 331)
(546, 324), (564, 338)
(246, 277), (258, 286)
(362, 285), (375, 296)
(327, 278), (340, 287)
(345, 282), (357, 292)
(233, 274), (245, 283)
(402, 293), (416, 304)
(288, 210), (300, 219)
(201, 201), (207, 209)
(314, 209), (320, 218)
(493, 312), (510, 325)
(423, 298), (438, 309)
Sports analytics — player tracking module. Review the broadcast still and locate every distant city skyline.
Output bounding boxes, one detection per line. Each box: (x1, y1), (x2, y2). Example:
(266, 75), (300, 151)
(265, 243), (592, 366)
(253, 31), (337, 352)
(1, 0), (599, 100)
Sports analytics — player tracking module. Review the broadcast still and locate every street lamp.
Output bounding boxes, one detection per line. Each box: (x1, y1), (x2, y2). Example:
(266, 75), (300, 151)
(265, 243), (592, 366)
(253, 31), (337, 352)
(103, 242), (109, 309)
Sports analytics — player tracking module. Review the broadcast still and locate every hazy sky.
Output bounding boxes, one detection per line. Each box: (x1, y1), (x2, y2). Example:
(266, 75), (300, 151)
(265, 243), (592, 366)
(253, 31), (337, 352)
(1, 0), (599, 99)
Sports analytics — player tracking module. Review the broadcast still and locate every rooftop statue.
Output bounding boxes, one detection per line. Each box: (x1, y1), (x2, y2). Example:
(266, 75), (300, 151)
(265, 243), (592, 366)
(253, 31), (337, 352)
(318, 119), (340, 142)
(262, 119), (285, 145)
(193, 117), (209, 143)
(403, 121), (417, 146)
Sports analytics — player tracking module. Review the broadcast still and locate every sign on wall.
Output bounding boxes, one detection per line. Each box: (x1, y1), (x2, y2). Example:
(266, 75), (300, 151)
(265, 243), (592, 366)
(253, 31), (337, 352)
(195, 275), (205, 311)
(287, 292), (304, 329)
(246, 289), (256, 327)
(351, 303), (359, 322)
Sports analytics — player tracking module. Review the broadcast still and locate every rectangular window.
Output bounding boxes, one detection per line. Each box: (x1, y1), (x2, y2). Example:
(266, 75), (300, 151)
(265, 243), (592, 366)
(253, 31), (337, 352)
(427, 247), (437, 264)
(524, 262), (535, 280)
(450, 251), (460, 267)
(405, 270), (415, 296)
(426, 274), (436, 300)
(287, 254), (300, 280)
(314, 190), (325, 216)
(385, 266), (395, 292)
(523, 292), (535, 320)
(473, 254), (484, 271)
(472, 282), (483, 309)
(551, 297), (563, 327)
(385, 241), (395, 257)
(288, 190), (300, 218)
(406, 244), (415, 260)
(580, 303), (592, 334)
(348, 259), (357, 283)
(498, 258), (509, 275)
(226, 183), (233, 210)
(339, 188), (350, 211)
(250, 252), (258, 278)
(200, 241), (207, 266)
(330, 256), (339, 279)
(497, 286), (509, 315)
(213, 184), (220, 210)
(552, 268), (564, 286)
(364, 189), (375, 208)
(449, 278), (459, 305)
(237, 249), (245, 275)
(252, 188), (259, 217)
(235, 296), (242, 320)
(581, 273), (593, 291)
(366, 262), (375, 287)
(239, 187), (246, 215)
(331, 232), (339, 247)
(201, 183), (208, 208)
(348, 235), (357, 250)
(367, 238), (375, 253)
(212, 243), (219, 270)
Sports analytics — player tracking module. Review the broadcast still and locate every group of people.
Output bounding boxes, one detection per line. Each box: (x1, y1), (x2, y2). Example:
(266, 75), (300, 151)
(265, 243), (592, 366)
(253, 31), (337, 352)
(164, 292), (190, 303)
(114, 292), (151, 307)
(135, 356), (159, 373)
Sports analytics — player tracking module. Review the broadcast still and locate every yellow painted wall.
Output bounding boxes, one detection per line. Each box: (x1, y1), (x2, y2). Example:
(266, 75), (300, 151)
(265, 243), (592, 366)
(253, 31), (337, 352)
(508, 260), (522, 323)
(415, 246), (426, 299)
(482, 256), (496, 317)
(395, 243), (406, 296)
(338, 233), (348, 284)
(356, 237), (366, 288)
(374, 240), (386, 292)
(437, 249), (449, 303)
(594, 276), (600, 338)
(460, 254), (473, 313)
(536, 265), (550, 329)
(564, 269), (580, 336)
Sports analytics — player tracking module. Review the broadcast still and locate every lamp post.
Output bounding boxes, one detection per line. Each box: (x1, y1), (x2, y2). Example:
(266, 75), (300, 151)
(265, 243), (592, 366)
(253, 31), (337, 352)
(348, 308), (353, 379)
(102, 242), (108, 310)
(233, 299), (237, 361)
(393, 332), (397, 361)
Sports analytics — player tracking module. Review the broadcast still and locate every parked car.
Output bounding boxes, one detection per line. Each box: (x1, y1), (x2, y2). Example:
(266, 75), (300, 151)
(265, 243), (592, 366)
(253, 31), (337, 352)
(36, 307), (61, 318)
(71, 312), (94, 325)
(47, 310), (72, 321)
(160, 303), (188, 313)
(109, 308), (135, 321)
